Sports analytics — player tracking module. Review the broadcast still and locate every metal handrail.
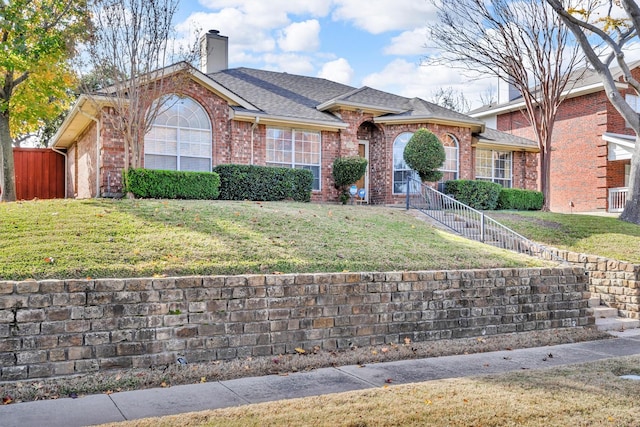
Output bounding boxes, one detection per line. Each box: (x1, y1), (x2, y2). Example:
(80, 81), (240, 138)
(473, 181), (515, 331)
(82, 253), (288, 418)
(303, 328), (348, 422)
(405, 177), (563, 262)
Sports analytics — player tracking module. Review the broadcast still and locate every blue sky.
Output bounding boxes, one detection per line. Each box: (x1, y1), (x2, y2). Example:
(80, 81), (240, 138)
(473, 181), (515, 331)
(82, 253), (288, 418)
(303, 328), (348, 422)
(173, 0), (496, 109)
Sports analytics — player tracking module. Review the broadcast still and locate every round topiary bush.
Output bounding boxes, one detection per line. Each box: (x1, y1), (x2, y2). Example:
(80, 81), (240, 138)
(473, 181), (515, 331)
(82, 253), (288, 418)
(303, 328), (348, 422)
(403, 128), (445, 182)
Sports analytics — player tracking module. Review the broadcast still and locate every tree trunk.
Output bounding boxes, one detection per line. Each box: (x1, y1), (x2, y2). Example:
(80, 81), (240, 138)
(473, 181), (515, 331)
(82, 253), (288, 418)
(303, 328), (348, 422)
(539, 146), (551, 212)
(620, 134), (640, 224)
(0, 112), (16, 202)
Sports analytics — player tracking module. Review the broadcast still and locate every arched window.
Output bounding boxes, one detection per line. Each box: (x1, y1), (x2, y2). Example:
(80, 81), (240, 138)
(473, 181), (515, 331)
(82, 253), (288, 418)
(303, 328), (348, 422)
(144, 96), (212, 172)
(440, 133), (459, 182)
(392, 132), (419, 194)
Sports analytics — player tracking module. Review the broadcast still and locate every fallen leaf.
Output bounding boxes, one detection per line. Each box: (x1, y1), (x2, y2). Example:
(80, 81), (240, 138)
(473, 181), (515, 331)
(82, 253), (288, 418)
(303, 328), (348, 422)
(295, 347), (306, 354)
(425, 399), (432, 405)
(381, 347), (389, 353)
(200, 377), (206, 383)
(371, 350), (378, 355)
(403, 337), (411, 345)
(385, 378), (393, 383)
(160, 382), (168, 388)
(2, 395), (13, 405)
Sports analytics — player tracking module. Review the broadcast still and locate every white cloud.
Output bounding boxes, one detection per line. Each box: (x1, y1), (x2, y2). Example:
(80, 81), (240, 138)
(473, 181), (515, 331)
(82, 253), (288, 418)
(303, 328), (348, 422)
(384, 28), (430, 56)
(278, 20), (321, 52)
(362, 59), (495, 110)
(262, 53), (315, 75)
(318, 58), (354, 85)
(331, 0), (437, 34)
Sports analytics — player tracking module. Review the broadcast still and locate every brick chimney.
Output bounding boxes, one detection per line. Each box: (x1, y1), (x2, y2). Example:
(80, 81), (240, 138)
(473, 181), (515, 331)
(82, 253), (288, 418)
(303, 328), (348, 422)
(200, 30), (228, 74)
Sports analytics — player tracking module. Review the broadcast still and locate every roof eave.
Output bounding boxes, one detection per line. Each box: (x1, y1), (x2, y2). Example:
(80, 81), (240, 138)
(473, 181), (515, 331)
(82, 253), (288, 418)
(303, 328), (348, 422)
(474, 139), (540, 152)
(316, 99), (405, 115)
(373, 115), (484, 132)
(51, 94), (115, 149)
(233, 110), (348, 131)
(470, 81), (628, 119)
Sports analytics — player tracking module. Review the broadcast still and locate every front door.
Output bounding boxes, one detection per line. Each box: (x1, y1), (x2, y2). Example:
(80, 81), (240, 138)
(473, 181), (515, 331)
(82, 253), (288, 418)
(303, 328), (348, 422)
(355, 140), (369, 203)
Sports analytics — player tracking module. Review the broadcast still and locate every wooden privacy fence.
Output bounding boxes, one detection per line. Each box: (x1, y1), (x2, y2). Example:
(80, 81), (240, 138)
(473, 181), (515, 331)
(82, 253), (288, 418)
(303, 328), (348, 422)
(13, 148), (65, 200)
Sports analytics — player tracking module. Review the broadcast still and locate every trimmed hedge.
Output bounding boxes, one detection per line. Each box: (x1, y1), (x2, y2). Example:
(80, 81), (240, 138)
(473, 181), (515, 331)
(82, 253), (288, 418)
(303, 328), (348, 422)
(332, 156), (368, 204)
(213, 164), (313, 202)
(444, 180), (502, 210)
(497, 188), (544, 210)
(124, 168), (220, 199)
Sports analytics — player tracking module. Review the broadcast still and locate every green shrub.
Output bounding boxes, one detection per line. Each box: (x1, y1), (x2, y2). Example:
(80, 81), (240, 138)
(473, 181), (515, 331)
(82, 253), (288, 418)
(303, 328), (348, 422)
(213, 164), (313, 202)
(444, 180), (502, 210)
(124, 168), (220, 199)
(332, 156), (368, 204)
(403, 128), (446, 182)
(497, 188), (544, 210)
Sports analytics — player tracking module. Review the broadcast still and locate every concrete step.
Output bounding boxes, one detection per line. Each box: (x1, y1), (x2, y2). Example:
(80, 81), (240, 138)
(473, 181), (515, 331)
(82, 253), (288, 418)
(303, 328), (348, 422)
(590, 306), (619, 319)
(595, 316), (640, 332)
(588, 297), (601, 308)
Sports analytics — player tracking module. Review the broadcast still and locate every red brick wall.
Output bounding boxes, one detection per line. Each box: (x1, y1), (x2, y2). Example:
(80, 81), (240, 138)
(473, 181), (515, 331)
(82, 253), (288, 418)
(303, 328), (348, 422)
(497, 92), (609, 212)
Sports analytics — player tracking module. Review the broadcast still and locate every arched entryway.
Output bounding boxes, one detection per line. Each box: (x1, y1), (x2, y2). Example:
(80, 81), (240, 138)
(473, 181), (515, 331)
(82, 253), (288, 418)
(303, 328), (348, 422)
(356, 121), (385, 204)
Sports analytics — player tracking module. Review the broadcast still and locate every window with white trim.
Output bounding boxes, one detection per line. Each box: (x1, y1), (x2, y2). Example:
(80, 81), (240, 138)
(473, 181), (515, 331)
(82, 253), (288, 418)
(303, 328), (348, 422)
(475, 149), (512, 188)
(392, 132), (419, 194)
(266, 128), (321, 190)
(393, 131), (455, 194)
(440, 133), (459, 182)
(144, 96), (212, 172)
(625, 94), (640, 128)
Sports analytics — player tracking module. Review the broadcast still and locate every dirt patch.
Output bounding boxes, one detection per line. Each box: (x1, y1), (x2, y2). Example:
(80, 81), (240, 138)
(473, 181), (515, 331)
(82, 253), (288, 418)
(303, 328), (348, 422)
(0, 328), (610, 404)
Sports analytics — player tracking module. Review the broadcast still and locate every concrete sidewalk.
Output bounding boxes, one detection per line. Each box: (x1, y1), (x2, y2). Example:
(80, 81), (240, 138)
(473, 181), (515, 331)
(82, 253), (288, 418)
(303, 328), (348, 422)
(3, 329), (640, 427)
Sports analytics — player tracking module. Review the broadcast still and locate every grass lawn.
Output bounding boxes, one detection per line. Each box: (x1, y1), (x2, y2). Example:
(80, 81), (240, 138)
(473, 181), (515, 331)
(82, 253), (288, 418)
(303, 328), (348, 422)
(489, 211), (640, 263)
(100, 355), (640, 427)
(0, 199), (548, 281)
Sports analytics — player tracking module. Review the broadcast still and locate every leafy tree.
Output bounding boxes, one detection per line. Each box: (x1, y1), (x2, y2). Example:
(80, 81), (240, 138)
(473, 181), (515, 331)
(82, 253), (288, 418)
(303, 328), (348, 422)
(0, 0), (88, 201)
(332, 156), (368, 204)
(403, 129), (445, 182)
(427, 0), (585, 211)
(545, 0), (640, 224)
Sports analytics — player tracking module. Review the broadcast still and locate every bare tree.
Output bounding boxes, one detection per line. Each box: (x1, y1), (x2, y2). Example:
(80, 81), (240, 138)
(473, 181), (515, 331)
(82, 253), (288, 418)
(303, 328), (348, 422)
(427, 0), (584, 211)
(545, 0), (640, 223)
(430, 87), (471, 113)
(86, 0), (198, 178)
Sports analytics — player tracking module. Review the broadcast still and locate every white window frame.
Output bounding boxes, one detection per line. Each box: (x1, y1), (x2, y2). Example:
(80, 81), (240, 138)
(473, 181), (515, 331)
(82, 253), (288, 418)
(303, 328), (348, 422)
(625, 94), (640, 128)
(392, 132), (419, 194)
(144, 95), (212, 172)
(475, 149), (513, 188)
(440, 133), (459, 182)
(266, 127), (322, 191)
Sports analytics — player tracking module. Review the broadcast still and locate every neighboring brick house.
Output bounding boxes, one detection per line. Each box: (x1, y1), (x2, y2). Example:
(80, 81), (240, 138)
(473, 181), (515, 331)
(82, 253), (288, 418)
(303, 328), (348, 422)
(470, 64), (640, 213)
(51, 31), (538, 204)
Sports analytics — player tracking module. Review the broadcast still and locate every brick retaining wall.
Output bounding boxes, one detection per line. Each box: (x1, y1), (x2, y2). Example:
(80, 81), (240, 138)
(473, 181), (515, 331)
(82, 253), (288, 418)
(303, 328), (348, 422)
(0, 267), (592, 381)
(545, 249), (640, 319)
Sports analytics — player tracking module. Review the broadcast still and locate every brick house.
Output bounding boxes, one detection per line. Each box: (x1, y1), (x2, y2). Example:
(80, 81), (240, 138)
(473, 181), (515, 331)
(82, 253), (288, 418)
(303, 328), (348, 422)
(470, 64), (640, 213)
(51, 31), (538, 204)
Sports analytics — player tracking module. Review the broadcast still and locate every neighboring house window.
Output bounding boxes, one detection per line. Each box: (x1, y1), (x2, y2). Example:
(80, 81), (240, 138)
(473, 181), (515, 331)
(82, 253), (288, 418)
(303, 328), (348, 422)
(266, 128), (321, 190)
(475, 149), (512, 188)
(144, 96), (212, 172)
(440, 133), (459, 182)
(625, 94), (640, 128)
(392, 132), (419, 194)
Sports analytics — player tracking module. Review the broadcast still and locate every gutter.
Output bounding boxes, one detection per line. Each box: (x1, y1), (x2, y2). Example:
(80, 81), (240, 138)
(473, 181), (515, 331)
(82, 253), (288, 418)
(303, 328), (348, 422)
(250, 116), (260, 165)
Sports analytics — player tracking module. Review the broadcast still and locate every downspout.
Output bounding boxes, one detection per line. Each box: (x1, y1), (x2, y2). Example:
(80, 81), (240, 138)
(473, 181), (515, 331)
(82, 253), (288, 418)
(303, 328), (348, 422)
(250, 116), (260, 165)
(50, 146), (68, 198)
(79, 109), (101, 198)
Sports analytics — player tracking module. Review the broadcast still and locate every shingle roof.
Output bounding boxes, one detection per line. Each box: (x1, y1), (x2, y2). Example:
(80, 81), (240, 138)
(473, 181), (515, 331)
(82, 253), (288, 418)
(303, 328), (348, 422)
(207, 67), (484, 128)
(475, 128), (538, 151)
(208, 68), (355, 123)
